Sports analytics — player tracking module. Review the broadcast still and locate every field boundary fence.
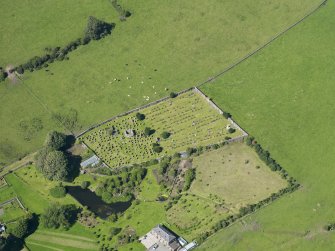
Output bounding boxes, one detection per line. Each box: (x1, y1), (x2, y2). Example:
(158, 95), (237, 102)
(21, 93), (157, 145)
(196, 0), (328, 88)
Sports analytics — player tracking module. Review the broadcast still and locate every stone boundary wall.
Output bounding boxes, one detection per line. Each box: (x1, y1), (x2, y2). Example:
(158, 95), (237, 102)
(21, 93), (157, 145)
(196, 0), (328, 88)
(194, 87), (248, 137)
(0, 197), (26, 211)
(76, 87), (194, 138)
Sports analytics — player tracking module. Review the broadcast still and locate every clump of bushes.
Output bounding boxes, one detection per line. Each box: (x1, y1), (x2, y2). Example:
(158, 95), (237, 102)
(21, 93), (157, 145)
(222, 111), (232, 119)
(183, 168), (196, 191)
(95, 167), (147, 204)
(0, 68), (7, 82)
(169, 92), (178, 98)
(50, 184), (67, 198)
(324, 223), (335, 231)
(111, 0), (131, 21)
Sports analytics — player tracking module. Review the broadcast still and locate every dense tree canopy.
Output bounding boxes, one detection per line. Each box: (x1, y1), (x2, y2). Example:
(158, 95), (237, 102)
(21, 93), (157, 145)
(42, 151), (69, 181)
(84, 16), (114, 41)
(10, 218), (29, 239)
(44, 131), (67, 150)
(95, 167), (146, 203)
(41, 203), (77, 229)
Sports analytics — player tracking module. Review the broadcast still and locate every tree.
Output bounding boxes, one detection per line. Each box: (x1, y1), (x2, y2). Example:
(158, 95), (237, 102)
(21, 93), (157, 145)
(43, 151), (69, 181)
(84, 16), (114, 41)
(44, 131), (67, 150)
(136, 112), (145, 121)
(41, 203), (77, 229)
(161, 131), (171, 139)
(10, 218), (29, 239)
(50, 184), (67, 198)
(35, 147), (51, 171)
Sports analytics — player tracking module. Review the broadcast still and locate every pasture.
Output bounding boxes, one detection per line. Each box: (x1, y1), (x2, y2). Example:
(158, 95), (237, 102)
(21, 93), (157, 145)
(81, 90), (242, 168)
(190, 143), (287, 212)
(0, 0), (321, 166)
(199, 1), (335, 250)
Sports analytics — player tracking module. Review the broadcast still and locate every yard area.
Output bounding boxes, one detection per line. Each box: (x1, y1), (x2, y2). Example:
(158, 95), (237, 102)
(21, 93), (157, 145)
(190, 143), (287, 213)
(81, 90), (242, 168)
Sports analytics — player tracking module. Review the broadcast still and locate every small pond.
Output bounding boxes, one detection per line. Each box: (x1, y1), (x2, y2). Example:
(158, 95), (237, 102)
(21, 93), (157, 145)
(66, 186), (132, 219)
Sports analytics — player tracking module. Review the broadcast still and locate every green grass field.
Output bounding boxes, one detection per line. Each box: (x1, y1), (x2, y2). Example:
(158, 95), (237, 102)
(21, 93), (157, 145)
(0, 0), (321, 166)
(0, 0), (116, 66)
(26, 227), (98, 251)
(0, 200), (26, 223)
(166, 194), (229, 240)
(190, 143), (287, 212)
(199, 1), (335, 250)
(81, 90), (242, 167)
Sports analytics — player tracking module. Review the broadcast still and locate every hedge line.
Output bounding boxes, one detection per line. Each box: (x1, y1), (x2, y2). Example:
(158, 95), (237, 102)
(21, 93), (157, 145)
(0, 16), (114, 82)
(195, 136), (300, 244)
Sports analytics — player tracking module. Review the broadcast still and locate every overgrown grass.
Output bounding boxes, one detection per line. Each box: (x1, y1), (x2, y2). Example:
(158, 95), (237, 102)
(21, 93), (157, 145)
(166, 194), (229, 241)
(199, 1), (335, 250)
(190, 143), (287, 212)
(0, 0), (320, 165)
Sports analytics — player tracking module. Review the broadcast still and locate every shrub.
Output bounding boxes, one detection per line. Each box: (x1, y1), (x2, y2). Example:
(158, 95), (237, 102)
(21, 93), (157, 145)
(161, 131), (171, 139)
(0, 71), (7, 82)
(169, 92), (177, 98)
(136, 112), (145, 121)
(228, 128), (236, 134)
(50, 185), (67, 198)
(152, 143), (163, 153)
(222, 111), (232, 119)
(111, 0), (131, 20)
(81, 181), (90, 189)
(144, 127), (154, 136)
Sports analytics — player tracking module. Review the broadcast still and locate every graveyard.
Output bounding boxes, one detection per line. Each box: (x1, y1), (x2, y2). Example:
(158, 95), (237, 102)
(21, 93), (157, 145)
(81, 90), (243, 168)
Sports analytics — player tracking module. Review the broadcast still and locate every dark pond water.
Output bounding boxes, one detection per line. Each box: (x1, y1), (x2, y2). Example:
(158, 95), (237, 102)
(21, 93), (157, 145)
(66, 186), (132, 219)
